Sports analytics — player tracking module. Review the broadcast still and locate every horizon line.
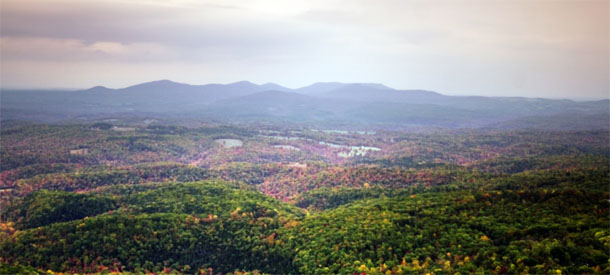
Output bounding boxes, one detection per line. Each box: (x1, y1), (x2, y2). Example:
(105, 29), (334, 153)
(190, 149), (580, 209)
(1, 79), (608, 102)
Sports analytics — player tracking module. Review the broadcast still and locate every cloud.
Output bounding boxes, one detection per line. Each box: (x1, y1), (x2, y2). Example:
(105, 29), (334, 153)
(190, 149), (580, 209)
(0, 0), (317, 49)
(0, 37), (177, 62)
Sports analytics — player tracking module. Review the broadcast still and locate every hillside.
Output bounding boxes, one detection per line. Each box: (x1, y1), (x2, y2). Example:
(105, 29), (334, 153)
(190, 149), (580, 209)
(1, 181), (303, 274)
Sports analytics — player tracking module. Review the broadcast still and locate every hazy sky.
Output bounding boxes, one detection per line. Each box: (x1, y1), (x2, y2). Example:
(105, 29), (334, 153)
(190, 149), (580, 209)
(1, 0), (608, 98)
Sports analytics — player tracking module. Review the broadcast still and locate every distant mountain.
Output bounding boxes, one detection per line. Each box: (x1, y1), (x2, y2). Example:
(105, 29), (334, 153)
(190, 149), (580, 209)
(490, 112), (610, 131)
(87, 80), (261, 98)
(122, 79), (193, 91)
(223, 90), (314, 104)
(84, 86), (113, 93)
(361, 83), (394, 90)
(78, 80), (290, 109)
(295, 82), (393, 95)
(320, 84), (444, 104)
(1, 80), (608, 130)
(260, 83), (291, 92)
(295, 82), (348, 95)
(204, 91), (336, 120)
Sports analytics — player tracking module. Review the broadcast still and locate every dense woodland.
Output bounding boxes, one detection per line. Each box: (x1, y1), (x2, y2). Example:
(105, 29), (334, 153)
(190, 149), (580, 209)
(0, 121), (608, 274)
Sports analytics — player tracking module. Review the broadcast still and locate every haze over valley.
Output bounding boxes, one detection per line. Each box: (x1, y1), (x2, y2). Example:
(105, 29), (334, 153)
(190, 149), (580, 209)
(2, 80), (608, 130)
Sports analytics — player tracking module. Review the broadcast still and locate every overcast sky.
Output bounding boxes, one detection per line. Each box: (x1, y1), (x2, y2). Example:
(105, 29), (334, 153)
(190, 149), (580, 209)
(1, 0), (608, 98)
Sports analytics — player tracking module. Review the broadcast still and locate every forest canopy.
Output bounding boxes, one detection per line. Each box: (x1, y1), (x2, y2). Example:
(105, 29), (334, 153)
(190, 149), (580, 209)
(0, 123), (608, 274)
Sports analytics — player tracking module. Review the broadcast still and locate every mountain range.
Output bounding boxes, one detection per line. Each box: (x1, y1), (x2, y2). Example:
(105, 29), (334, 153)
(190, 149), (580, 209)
(1, 80), (608, 130)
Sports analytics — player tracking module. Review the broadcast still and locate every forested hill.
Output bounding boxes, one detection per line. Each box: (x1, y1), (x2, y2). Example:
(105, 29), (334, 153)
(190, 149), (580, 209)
(0, 123), (608, 274)
(1, 177), (608, 274)
(2, 80), (608, 130)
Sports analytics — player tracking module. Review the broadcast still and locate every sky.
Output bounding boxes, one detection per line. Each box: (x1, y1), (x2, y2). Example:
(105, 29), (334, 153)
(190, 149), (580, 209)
(1, 0), (608, 98)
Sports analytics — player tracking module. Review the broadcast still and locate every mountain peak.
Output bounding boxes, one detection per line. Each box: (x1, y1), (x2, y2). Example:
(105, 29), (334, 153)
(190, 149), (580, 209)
(229, 80), (257, 86)
(125, 79), (188, 89)
(260, 82), (291, 92)
(360, 83), (394, 90)
(84, 86), (112, 92)
(143, 79), (185, 86)
(295, 82), (347, 94)
(118, 80), (195, 93)
(150, 79), (174, 84)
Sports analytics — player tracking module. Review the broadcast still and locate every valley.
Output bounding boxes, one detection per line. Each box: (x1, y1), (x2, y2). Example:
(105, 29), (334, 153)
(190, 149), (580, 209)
(0, 120), (608, 274)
